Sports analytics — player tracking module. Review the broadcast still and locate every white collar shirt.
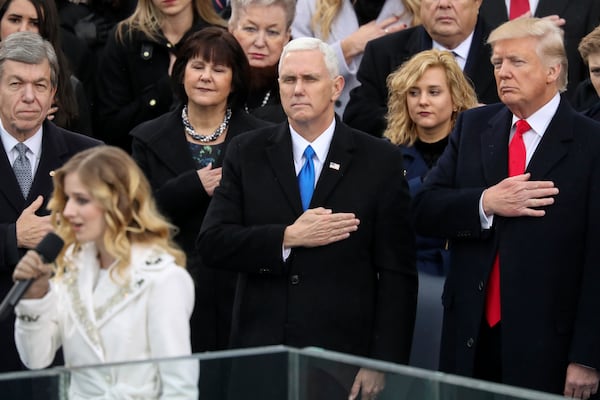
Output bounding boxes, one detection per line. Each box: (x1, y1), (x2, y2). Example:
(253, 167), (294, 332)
(0, 119), (43, 176)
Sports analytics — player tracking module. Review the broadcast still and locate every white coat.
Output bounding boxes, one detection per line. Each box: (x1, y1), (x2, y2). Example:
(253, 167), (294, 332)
(14, 243), (197, 399)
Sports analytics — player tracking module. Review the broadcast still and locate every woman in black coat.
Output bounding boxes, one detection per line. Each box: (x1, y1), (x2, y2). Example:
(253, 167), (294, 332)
(95, 0), (225, 151)
(131, 27), (270, 354)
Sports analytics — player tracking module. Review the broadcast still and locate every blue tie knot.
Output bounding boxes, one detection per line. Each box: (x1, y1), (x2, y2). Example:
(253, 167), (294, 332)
(298, 145), (315, 211)
(303, 145), (315, 160)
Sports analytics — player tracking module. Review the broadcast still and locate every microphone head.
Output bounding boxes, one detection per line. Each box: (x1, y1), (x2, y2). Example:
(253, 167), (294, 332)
(35, 233), (64, 263)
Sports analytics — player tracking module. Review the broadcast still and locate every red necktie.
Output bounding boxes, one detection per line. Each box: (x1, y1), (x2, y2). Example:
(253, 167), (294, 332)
(485, 119), (531, 327)
(509, 0), (530, 19)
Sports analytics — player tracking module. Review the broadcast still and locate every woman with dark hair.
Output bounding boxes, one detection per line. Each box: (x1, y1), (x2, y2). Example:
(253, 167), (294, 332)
(0, 0), (92, 135)
(95, 0), (226, 151)
(131, 26), (270, 353)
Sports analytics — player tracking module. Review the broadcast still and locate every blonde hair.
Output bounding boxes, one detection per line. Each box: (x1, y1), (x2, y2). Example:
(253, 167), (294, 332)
(311, 0), (420, 41)
(116, 0), (226, 43)
(487, 17), (567, 93)
(229, 0), (296, 30)
(48, 146), (186, 281)
(384, 49), (477, 146)
(578, 24), (600, 64)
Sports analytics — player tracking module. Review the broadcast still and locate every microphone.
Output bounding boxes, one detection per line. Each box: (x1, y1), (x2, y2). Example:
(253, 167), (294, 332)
(0, 232), (64, 320)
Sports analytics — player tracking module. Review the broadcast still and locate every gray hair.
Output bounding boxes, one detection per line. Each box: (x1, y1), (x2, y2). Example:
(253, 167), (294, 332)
(487, 17), (567, 93)
(0, 31), (59, 88)
(229, 0), (296, 30)
(279, 37), (339, 78)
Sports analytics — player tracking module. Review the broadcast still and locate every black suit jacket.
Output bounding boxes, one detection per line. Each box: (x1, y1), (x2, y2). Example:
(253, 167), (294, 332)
(343, 17), (498, 137)
(198, 119), (417, 364)
(131, 107), (270, 352)
(413, 98), (600, 394)
(0, 121), (101, 372)
(479, 0), (600, 97)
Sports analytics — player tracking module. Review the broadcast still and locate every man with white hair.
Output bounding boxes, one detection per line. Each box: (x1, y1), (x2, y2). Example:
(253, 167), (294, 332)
(199, 37), (417, 399)
(414, 18), (600, 398)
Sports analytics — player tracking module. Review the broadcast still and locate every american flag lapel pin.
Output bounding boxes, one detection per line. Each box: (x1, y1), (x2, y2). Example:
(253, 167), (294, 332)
(329, 162), (340, 170)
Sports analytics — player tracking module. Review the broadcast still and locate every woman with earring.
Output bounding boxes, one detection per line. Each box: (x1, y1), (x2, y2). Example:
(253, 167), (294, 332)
(385, 49), (478, 370)
(130, 27), (270, 354)
(13, 146), (197, 398)
(95, 0), (226, 151)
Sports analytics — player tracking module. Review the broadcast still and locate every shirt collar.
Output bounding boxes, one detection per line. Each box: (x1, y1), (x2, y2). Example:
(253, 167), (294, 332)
(432, 30), (474, 70)
(511, 93), (560, 138)
(290, 118), (336, 165)
(0, 118), (43, 158)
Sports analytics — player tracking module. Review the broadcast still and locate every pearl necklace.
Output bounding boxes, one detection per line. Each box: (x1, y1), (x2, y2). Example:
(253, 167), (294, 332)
(182, 105), (232, 142)
(244, 90), (271, 113)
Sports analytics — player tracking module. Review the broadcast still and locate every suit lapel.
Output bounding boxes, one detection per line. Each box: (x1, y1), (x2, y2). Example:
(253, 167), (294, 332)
(0, 148), (26, 212)
(310, 123), (354, 208)
(526, 99), (572, 178)
(463, 18), (495, 101)
(145, 112), (195, 175)
(265, 124), (303, 214)
(481, 108), (511, 186)
(479, 0), (508, 28)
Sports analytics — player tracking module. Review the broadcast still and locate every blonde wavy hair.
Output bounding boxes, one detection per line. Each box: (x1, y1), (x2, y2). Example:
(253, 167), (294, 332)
(116, 0), (226, 43)
(48, 146), (186, 281)
(384, 49), (477, 146)
(312, 0), (420, 41)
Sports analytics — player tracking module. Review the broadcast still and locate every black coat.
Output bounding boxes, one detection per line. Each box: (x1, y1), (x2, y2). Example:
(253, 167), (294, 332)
(414, 99), (600, 394)
(0, 121), (101, 372)
(198, 119), (417, 364)
(130, 107), (270, 351)
(343, 17), (498, 137)
(94, 21), (209, 151)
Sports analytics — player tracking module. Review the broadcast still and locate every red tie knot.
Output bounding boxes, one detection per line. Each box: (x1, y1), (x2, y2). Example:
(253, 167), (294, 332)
(514, 119), (531, 137)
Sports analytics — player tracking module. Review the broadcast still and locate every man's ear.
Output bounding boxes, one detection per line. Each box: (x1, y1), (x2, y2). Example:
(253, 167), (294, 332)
(546, 63), (561, 84)
(331, 75), (344, 102)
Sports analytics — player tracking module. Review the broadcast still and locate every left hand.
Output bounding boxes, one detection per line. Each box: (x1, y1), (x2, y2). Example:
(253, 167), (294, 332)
(564, 363), (600, 399)
(348, 368), (385, 400)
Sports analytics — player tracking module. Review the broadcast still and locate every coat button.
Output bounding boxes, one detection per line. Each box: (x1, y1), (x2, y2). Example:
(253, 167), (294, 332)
(149, 99), (157, 107)
(290, 275), (300, 285)
(466, 337), (474, 348)
(478, 281), (484, 291)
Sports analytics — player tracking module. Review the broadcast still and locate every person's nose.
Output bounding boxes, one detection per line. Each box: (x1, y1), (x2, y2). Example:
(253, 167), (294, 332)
(496, 61), (511, 79)
(418, 92), (430, 106)
(200, 67), (212, 82)
(293, 79), (305, 96)
(16, 21), (29, 32)
(253, 30), (266, 47)
(62, 198), (75, 219)
(21, 83), (35, 103)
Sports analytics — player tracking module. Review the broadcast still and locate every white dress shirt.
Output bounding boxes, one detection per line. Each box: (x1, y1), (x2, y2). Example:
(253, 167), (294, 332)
(0, 119), (43, 176)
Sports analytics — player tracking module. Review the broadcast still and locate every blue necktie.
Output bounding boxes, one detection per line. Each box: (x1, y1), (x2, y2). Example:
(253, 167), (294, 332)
(298, 145), (315, 211)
